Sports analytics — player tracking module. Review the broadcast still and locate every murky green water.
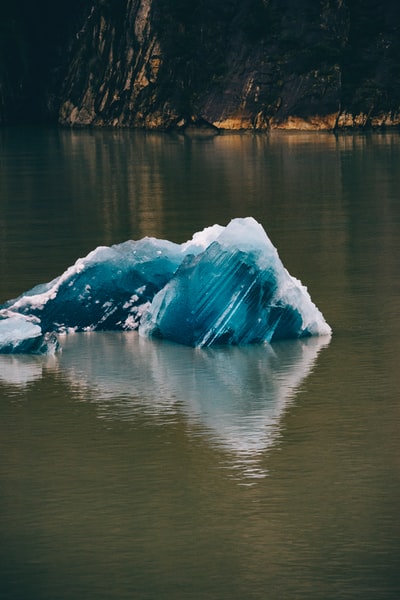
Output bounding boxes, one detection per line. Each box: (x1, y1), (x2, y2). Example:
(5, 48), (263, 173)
(1, 126), (400, 599)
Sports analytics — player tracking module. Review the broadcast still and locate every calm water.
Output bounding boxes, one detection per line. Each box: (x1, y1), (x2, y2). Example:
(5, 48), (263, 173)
(0, 126), (400, 600)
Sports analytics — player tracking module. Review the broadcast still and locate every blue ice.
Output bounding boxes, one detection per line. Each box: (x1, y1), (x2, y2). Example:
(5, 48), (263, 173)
(0, 218), (331, 353)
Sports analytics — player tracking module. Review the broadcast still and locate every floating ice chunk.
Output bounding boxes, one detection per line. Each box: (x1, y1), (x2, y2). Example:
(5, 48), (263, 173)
(0, 312), (59, 354)
(2, 237), (187, 335)
(0, 217), (331, 352)
(139, 217), (331, 347)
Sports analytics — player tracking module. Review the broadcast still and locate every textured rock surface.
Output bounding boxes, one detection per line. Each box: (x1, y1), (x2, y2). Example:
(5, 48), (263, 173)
(1, 0), (400, 130)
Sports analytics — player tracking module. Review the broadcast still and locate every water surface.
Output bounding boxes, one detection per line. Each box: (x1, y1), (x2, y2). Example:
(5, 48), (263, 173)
(0, 127), (399, 600)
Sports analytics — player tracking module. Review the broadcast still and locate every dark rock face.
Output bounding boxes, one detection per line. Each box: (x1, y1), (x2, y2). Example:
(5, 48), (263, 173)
(1, 0), (400, 130)
(57, 0), (348, 130)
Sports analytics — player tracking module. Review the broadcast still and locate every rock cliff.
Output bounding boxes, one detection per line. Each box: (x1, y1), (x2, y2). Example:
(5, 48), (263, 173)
(1, 0), (400, 130)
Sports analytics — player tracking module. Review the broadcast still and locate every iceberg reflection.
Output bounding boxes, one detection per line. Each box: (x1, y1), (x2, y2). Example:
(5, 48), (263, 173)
(0, 354), (47, 386)
(0, 332), (329, 476)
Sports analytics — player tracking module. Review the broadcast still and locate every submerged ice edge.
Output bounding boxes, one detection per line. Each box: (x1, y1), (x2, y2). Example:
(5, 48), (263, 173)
(0, 217), (331, 354)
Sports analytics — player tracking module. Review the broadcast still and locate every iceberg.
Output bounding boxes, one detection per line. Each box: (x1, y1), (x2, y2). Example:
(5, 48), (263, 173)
(0, 217), (331, 353)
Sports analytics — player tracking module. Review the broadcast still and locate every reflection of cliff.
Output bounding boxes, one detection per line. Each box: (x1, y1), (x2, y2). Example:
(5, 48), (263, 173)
(0, 127), (360, 305)
(1, 1), (400, 130)
(0, 332), (330, 476)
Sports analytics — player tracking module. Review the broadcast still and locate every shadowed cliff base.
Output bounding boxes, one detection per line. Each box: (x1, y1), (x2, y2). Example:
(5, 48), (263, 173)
(1, 0), (400, 130)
